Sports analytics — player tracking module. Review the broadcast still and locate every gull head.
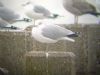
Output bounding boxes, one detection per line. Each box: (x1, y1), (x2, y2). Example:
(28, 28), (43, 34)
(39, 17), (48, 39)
(21, 1), (32, 6)
(21, 1), (33, 11)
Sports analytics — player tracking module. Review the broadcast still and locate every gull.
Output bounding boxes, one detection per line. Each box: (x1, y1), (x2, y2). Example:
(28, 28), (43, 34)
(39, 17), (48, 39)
(22, 1), (62, 26)
(0, 3), (32, 29)
(0, 67), (9, 75)
(62, 0), (100, 24)
(0, 7), (31, 23)
(32, 22), (78, 43)
(0, 18), (19, 29)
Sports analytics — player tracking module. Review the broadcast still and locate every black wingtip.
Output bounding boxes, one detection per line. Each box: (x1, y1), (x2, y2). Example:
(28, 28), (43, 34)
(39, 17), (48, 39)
(23, 18), (32, 22)
(87, 12), (100, 17)
(16, 18), (32, 22)
(53, 14), (64, 18)
(53, 14), (59, 18)
(0, 26), (19, 30)
(11, 26), (19, 29)
(67, 32), (79, 37)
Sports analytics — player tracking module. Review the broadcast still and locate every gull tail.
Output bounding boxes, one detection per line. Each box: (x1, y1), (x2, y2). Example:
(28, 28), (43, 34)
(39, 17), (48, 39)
(62, 37), (75, 42)
(63, 32), (79, 42)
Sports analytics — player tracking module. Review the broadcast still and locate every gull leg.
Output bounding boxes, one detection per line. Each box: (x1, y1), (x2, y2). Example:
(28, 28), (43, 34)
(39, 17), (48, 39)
(46, 44), (49, 58)
(46, 44), (49, 51)
(63, 41), (66, 51)
(75, 16), (78, 25)
(33, 19), (35, 26)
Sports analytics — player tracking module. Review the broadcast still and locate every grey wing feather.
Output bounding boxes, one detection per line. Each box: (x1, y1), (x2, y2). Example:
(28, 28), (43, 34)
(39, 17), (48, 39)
(42, 25), (74, 40)
(0, 2), (4, 7)
(63, 0), (96, 16)
(34, 5), (51, 16)
(63, 0), (82, 15)
(73, 1), (95, 13)
(0, 7), (20, 22)
(0, 18), (9, 27)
